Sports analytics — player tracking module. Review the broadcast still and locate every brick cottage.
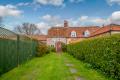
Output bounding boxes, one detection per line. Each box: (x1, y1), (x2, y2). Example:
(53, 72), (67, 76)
(47, 21), (120, 47)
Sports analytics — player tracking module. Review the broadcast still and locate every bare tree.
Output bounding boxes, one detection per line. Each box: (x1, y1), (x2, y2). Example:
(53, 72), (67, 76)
(15, 23), (41, 35)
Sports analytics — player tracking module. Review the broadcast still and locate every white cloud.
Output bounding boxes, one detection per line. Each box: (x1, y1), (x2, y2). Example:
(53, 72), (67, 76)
(6, 4), (17, 9)
(38, 14), (64, 34)
(42, 14), (60, 21)
(42, 14), (63, 26)
(16, 2), (31, 6)
(107, 0), (120, 6)
(76, 16), (108, 26)
(42, 14), (53, 21)
(37, 22), (49, 29)
(41, 15), (108, 27)
(110, 11), (120, 24)
(69, 0), (84, 3)
(87, 18), (109, 26)
(90, 18), (107, 24)
(36, 22), (50, 34)
(79, 16), (88, 21)
(78, 11), (120, 25)
(68, 19), (79, 26)
(35, 0), (64, 6)
(76, 11), (120, 26)
(0, 5), (22, 17)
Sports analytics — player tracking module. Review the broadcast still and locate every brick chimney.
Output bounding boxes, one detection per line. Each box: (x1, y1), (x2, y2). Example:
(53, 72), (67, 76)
(64, 20), (68, 27)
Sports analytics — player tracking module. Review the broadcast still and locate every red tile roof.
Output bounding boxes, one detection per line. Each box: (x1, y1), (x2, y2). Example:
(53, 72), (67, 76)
(48, 26), (100, 38)
(48, 27), (67, 38)
(31, 35), (47, 41)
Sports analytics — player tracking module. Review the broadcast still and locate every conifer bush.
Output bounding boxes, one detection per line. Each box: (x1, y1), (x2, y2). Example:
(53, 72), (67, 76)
(67, 34), (120, 80)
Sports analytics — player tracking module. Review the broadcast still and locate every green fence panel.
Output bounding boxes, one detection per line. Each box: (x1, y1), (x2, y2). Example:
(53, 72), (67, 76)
(0, 27), (37, 75)
(0, 39), (4, 75)
(3, 39), (18, 73)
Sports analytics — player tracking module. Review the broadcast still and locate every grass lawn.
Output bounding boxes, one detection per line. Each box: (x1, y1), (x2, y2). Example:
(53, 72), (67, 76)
(0, 53), (113, 80)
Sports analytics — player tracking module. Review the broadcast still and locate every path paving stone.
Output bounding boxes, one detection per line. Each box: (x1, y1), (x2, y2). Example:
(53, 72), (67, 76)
(69, 68), (77, 74)
(67, 76), (74, 80)
(64, 58), (84, 80)
(75, 76), (84, 80)
(66, 63), (74, 67)
(64, 60), (69, 63)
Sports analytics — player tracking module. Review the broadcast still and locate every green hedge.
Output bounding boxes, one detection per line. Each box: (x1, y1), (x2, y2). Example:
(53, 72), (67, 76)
(67, 34), (120, 80)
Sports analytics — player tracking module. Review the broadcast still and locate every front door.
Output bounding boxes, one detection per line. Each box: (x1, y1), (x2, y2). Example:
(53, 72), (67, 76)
(55, 41), (62, 53)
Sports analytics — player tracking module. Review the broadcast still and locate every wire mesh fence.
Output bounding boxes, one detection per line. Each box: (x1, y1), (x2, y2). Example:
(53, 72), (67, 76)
(0, 27), (37, 75)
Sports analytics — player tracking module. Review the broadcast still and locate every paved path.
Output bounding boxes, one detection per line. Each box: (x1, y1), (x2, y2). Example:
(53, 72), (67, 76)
(64, 58), (84, 80)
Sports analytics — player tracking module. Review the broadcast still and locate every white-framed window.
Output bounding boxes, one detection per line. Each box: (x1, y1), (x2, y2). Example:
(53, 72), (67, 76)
(84, 30), (90, 37)
(71, 31), (77, 37)
(51, 45), (54, 47)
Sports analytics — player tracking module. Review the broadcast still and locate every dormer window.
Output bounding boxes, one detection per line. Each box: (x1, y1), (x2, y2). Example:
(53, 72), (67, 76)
(71, 31), (77, 37)
(84, 30), (90, 37)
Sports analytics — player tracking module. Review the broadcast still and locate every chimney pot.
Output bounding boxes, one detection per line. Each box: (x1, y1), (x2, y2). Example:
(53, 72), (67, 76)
(64, 20), (68, 27)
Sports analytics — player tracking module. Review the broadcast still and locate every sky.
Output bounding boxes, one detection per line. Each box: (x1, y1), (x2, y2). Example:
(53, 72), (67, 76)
(0, 0), (120, 34)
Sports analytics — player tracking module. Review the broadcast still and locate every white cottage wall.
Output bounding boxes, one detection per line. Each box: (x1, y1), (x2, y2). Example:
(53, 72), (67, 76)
(47, 38), (67, 47)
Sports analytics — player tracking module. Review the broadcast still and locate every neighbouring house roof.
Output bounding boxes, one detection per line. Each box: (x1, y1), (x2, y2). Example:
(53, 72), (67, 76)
(112, 25), (120, 31)
(91, 24), (120, 37)
(31, 35), (47, 41)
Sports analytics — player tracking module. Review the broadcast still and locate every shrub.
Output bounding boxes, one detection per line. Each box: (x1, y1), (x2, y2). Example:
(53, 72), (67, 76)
(36, 42), (50, 57)
(61, 42), (67, 52)
(0, 68), (3, 75)
(48, 46), (56, 52)
(67, 34), (120, 80)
